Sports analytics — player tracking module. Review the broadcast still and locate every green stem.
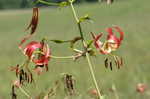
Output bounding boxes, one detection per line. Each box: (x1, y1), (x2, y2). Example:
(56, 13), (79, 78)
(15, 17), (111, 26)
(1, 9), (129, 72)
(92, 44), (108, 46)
(51, 55), (74, 59)
(70, 2), (84, 40)
(24, 59), (32, 74)
(69, 1), (102, 98)
(38, 0), (59, 6)
(70, 2), (79, 22)
(85, 53), (102, 98)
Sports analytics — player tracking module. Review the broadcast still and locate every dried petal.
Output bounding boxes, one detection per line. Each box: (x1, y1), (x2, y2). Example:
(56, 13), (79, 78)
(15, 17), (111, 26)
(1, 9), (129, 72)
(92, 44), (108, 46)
(64, 74), (75, 95)
(109, 61), (112, 71)
(104, 58), (108, 68)
(120, 57), (123, 66)
(10, 64), (20, 76)
(11, 85), (17, 99)
(26, 7), (39, 34)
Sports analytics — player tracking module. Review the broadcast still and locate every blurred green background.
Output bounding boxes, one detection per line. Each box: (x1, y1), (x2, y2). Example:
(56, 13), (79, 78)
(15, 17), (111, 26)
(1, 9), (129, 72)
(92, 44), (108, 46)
(0, 0), (150, 99)
(0, 0), (99, 9)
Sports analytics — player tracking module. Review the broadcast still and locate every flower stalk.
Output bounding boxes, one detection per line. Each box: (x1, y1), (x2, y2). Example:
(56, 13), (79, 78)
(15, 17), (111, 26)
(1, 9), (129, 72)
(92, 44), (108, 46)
(69, 0), (102, 98)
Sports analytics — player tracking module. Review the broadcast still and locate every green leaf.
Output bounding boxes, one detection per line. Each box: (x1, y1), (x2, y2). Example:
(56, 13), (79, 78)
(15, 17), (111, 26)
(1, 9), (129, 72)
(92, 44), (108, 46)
(79, 14), (91, 23)
(59, 1), (69, 7)
(70, 36), (82, 48)
(69, 0), (76, 3)
(37, 0), (59, 6)
(87, 40), (93, 48)
(50, 40), (69, 44)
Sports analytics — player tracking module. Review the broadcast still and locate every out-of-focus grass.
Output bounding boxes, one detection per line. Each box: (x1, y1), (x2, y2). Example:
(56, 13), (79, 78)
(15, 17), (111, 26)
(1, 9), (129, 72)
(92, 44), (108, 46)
(0, 0), (150, 98)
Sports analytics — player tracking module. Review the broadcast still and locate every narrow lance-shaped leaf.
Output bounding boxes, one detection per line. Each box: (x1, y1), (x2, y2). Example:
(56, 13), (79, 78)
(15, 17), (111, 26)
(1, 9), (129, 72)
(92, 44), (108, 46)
(70, 36), (82, 48)
(50, 40), (70, 44)
(87, 40), (93, 48)
(79, 14), (91, 23)
(59, 1), (69, 7)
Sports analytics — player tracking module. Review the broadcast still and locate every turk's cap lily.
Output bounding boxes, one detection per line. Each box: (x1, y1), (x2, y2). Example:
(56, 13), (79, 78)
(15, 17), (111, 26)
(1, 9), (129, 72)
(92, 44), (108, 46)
(23, 41), (51, 70)
(91, 26), (124, 54)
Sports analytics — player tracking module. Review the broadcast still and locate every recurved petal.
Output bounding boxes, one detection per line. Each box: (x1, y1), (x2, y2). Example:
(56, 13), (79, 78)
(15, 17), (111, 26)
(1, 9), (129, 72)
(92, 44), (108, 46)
(113, 26), (124, 41)
(106, 26), (124, 49)
(91, 32), (103, 49)
(32, 44), (51, 66)
(24, 41), (42, 58)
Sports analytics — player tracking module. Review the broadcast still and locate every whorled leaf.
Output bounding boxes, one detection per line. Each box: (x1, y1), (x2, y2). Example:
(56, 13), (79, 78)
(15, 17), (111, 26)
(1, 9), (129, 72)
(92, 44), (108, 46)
(50, 39), (69, 44)
(59, 1), (69, 7)
(69, 0), (76, 3)
(79, 14), (91, 23)
(36, 0), (59, 6)
(87, 40), (94, 48)
(70, 36), (82, 48)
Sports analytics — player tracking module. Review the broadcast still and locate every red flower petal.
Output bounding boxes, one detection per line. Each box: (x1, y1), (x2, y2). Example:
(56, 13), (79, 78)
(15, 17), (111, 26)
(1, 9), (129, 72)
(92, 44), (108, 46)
(92, 26), (124, 54)
(24, 41), (42, 59)
(91, 32), (103, 49)
(114, 26), (124, 40)
(106, 26), (124, 48)
(23, 41), (51, 71)
(33, 43), (51, 69)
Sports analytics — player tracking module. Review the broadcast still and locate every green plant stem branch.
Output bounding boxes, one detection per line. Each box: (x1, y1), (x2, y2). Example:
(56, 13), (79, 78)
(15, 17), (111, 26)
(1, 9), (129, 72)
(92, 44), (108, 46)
(24, 59), (32, 74)
(70, 2), (84, 40)
(51, 55), (74, 59)
(85, 53), (102, 98)
(37, 0), (59, 6)
(69, 1), (102, 98)
(19, 87), (32, 99)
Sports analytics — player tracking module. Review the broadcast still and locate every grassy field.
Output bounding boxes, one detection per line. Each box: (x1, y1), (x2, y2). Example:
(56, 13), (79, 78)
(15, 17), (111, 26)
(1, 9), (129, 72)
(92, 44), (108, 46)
(0, 0), (150, 98)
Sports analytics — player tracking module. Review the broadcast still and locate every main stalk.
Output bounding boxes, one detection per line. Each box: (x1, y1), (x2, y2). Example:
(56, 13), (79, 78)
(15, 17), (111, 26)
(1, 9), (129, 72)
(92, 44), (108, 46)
(69, 1), (102, 98)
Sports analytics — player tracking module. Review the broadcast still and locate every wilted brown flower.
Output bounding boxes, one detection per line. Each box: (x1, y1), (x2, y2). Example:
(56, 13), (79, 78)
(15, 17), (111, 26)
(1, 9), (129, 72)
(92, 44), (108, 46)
(63, 74), (75, 95)
(11, 85), (17, 99)
(26, 7), (39, 34)
(19, 7), (39, 50)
